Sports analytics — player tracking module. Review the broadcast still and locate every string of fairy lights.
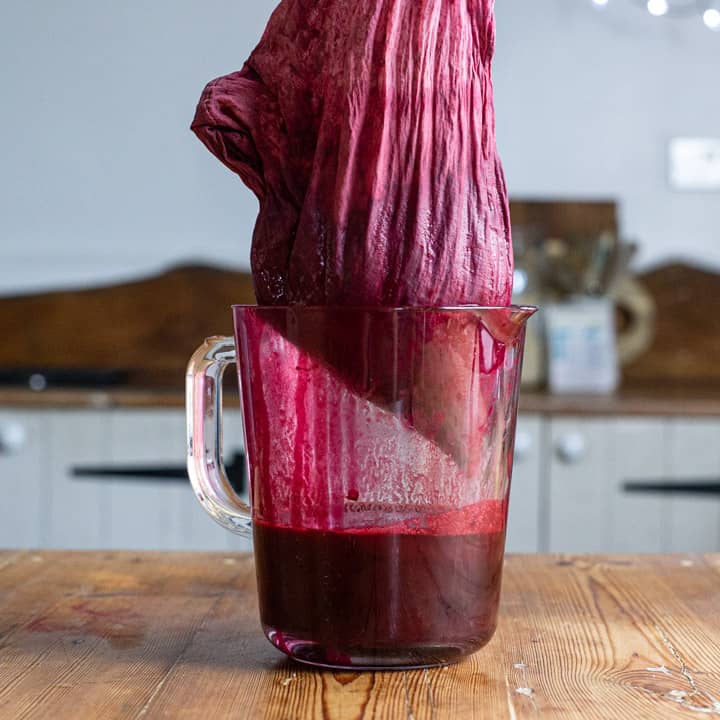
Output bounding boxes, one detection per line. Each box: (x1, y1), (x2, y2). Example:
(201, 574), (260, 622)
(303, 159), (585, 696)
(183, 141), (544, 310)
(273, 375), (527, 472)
(591, 0), (720, 31)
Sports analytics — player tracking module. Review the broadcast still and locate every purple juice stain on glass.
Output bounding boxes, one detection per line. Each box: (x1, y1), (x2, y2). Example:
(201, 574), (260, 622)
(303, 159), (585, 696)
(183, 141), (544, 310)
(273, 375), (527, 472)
(227, 306), (531, 667)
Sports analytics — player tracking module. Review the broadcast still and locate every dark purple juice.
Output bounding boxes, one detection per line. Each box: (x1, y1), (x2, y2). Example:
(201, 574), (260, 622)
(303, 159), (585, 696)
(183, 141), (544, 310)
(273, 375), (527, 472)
(253, 499), (507, 668)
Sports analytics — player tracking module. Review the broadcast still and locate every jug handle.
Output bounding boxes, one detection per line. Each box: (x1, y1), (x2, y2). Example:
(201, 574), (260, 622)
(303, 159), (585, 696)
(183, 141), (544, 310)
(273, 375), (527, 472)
(186, 336), (252, 537)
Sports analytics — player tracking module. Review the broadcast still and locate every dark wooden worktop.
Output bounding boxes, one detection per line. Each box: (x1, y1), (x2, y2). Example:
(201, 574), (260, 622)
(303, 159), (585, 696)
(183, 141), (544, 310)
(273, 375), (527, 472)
(2, 384), (720, 416)
(1, 551), (719, 719)
(2, 262), (720, 418)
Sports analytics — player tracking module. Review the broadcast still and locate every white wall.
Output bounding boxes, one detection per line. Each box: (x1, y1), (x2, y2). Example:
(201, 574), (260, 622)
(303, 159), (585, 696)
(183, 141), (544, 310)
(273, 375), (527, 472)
(1, 0), (718, 295)
(495, 0), (720, 271)
(0, 0), (271, 294)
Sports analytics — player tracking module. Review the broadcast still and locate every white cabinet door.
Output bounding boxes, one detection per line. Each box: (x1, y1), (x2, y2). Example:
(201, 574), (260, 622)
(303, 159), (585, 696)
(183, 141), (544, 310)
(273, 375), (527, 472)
(666, 419), (720, 552)
(108, 410), (222, 551)
(39, 408), (250, 552)
(107, 410), (184, 550)
(107, 409), (250, 552)
(506, 414), (543, 553)
(548, 417), (669, 553)
(46, 411), (111, 549)
(548, 417), (613, 553)
(546, 417), (720, 554)
(0, 411), (49, 548)
(607, 419), (667, 553)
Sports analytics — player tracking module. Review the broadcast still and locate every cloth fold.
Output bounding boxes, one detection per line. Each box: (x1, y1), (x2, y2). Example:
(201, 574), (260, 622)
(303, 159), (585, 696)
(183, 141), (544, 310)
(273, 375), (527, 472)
(192, 0), (513, 308)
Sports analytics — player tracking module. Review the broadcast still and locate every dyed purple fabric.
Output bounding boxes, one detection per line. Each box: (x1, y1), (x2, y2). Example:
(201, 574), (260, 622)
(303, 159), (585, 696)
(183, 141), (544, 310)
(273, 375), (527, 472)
(192, 0), (513, 307)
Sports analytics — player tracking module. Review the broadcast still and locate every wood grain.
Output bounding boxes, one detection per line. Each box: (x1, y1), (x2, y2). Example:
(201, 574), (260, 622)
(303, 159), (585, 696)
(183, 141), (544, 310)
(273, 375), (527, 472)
(625, 263), (720, 385)
(0, 265), (256, 387)
(509, 199), (618, 239)
(1, 259), (719, 393)
(1, 552), (720, 719)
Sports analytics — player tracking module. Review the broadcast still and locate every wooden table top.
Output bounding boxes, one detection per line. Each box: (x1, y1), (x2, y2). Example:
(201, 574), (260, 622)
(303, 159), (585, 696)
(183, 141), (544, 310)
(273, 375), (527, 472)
(1, 551), (719, 719)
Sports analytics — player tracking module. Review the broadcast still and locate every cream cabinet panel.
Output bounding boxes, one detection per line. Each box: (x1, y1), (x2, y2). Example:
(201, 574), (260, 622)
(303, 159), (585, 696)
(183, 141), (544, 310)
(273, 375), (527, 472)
(548, 418), (613, 553)
(548, 417), (668, 553)
(107, 410), (248, 552)
(607, 419), (667, 553)
(666, 419), (720, 552)
(506, 414), (543, 553)
(107, 410), (189, 550)
(0, 412), (49, 548)
(5, 405), (719, 555)
(548, 417), (720, 554)
(21, 408), (251, 552)
(105, 409), (249, 552)
(47, 411), (111, 549)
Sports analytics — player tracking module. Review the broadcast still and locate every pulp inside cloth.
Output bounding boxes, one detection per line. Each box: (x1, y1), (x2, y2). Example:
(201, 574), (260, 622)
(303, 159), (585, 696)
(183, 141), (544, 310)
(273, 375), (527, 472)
(192, 0), (513, 308)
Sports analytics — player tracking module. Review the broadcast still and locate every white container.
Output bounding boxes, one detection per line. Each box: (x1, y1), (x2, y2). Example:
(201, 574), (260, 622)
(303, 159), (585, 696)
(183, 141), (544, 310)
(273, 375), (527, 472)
(545, 297), (619, 395)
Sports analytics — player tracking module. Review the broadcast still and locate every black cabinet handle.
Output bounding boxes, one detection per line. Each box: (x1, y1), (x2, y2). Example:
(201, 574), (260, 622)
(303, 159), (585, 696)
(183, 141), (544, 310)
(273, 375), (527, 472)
(72, 451), (247, 496)
(623, 480), (720, 496)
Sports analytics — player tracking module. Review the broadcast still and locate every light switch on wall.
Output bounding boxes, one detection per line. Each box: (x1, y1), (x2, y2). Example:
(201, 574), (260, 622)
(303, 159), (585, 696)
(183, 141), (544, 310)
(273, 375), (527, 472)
(669, 138), (720, 191)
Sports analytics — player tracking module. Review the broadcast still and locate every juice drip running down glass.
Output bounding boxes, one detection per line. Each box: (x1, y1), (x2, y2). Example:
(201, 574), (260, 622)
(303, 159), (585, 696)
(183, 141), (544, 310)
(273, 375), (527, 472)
(231, 307), (530, 668)
(254, 499), (507, 668)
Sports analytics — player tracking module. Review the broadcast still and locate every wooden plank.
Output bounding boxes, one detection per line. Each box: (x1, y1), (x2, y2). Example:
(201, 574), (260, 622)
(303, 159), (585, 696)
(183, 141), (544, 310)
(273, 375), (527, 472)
(509, 199), (618, 238)
(6, 385), (720, 418)
(132, 554), (720, 719)
(0, 265), (255, 388)
(124, 573), (278, 719)
(497, 555), (720, 718)
(625, 263), (720, 385)
(0, 552), (248, 719)
(0, 552), (25, 570)
(0, 553), (63, 641)
(1, 552), (719, 719)
(0, 594), (218, 719)
(520, 386), (720, 418)
(10, 256), (716, 391)
(0, 388), (191, 410)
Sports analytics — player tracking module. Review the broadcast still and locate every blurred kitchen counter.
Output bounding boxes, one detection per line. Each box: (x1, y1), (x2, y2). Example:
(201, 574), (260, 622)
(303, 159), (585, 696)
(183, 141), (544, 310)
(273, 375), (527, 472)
(0, 387), (192, 410)
(3, 384), (720, 416)
(519, 384), (720, 417)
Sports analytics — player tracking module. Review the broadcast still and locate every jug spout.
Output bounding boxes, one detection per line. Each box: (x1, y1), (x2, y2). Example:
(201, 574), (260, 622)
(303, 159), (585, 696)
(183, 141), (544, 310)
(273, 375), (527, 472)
(478, 305), (538, 344)
(514, 305), (539, 322)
